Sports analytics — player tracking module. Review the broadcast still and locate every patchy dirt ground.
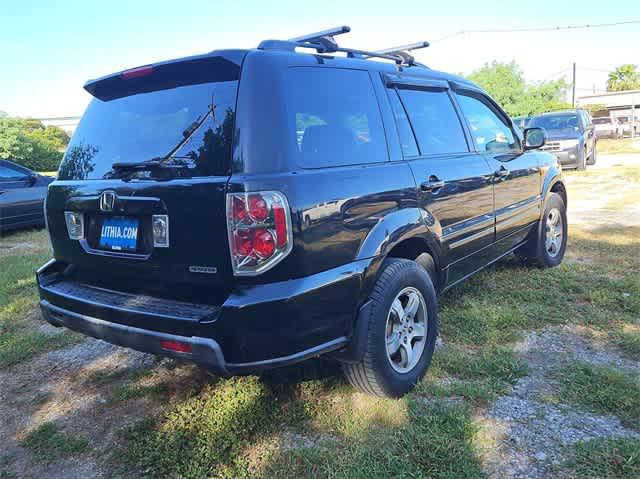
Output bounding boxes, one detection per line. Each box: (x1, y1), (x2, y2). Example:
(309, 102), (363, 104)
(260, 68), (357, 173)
(1, 154), (639, 479)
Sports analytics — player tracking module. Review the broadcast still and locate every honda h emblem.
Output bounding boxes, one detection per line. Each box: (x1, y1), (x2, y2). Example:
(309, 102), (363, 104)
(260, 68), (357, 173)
(99, 190), (117, 212)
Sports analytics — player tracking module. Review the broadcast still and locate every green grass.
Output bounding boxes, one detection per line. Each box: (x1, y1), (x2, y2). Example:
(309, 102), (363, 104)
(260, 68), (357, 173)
(597, 138), (640, 155)
(0, 229), (81, 367)
(20, 422), (89, 463)
(563, 437), (640, 479)
(556, 362), (640, 429)
(261, 398), (485, 479)
(415, 345), (529, 404)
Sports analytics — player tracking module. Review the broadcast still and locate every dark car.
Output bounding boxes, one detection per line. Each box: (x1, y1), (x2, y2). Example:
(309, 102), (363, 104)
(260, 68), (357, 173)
(37, 27), (567, 397)
(0, 159), (54, 233)
(513, 116), (531, 131)
(528, 109), (596, 170)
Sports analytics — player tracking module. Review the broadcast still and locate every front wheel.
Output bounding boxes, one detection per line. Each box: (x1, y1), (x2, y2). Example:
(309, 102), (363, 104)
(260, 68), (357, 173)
(587, 143), (597, 165)
(576, 149), (587, 171)
(517, 192), (567, 268)
(341, 258), (438, 398)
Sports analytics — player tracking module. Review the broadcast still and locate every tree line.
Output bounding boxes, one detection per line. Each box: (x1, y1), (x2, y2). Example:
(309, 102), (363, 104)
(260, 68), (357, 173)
(0, 112), (70, 172)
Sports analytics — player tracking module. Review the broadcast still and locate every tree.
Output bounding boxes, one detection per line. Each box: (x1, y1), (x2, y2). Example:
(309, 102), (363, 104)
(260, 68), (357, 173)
(607, 64), (640, 92)
(467, 61), (570, 117)
(0, 117), (70, 171)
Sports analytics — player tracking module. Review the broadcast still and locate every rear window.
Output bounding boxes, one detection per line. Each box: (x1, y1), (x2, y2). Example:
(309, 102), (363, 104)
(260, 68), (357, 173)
(59, 77), (237, 180)
(286, 68), (388, 168)
(593, 117), (612, 125)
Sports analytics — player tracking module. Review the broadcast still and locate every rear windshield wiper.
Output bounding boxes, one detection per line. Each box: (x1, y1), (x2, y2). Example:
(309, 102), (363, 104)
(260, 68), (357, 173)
(111, 158), (188, 172)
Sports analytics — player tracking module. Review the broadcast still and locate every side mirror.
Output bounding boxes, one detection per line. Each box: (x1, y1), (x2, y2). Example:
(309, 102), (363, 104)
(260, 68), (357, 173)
(28, 173), (38, 185)
(523, 127), (546, 150)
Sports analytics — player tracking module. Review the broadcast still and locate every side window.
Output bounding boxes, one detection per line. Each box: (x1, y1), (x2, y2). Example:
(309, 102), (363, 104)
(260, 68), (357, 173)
(456, 92), (519, 154)
(0, 164), (26, 180)
(396, 88), (468, 155)
(387, 89), (419, 157)
(286, 68), (388, 168)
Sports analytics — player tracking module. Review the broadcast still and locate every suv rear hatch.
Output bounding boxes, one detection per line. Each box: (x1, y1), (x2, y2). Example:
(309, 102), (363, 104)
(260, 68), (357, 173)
(46, 52), (245, 305)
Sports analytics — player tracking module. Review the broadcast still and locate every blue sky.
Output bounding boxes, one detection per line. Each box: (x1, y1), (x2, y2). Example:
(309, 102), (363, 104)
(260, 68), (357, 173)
(1, 0), (639, 117)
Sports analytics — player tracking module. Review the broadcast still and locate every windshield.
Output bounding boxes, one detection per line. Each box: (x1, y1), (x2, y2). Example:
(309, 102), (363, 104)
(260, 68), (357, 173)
(529, 114), (580, 132)
(59, 80), (237, 180)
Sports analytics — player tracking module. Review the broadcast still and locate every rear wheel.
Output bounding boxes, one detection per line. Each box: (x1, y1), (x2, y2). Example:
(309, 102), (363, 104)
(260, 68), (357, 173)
(517, 192), (567, 268)
(341, 258), (438, 398)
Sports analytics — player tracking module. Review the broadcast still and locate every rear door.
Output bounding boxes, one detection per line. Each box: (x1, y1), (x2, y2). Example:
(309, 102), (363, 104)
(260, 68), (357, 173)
(0, 162), (43, 230)
(46, 54), (243, 303)
(385, 78), (496, 284)
(453, 88), (541, 251)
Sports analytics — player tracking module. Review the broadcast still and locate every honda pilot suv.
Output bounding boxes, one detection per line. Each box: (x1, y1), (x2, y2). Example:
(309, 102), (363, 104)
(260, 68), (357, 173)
(37, 27), (567, 397)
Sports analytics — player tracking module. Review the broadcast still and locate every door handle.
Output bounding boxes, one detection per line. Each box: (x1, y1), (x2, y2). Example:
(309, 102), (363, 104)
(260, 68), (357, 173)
(494, 167), (510, 179)
(420, 176), (445, 192)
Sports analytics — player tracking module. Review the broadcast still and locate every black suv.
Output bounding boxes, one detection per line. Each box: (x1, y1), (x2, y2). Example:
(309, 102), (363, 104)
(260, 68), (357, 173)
(37, 27), (567, 397)
(529, 109), (596, 170)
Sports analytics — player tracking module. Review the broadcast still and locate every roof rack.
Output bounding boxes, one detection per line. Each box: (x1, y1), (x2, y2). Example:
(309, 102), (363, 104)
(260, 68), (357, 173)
(374, 41), (430, 66)
(258, 26), (429, 68)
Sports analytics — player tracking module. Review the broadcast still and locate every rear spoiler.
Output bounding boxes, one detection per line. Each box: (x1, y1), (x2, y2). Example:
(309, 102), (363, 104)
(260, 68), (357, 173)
(84, 51), (245, 101)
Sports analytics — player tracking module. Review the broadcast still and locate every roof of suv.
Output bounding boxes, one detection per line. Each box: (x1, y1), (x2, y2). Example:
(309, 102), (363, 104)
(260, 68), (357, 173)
(85, 46), (482, 100)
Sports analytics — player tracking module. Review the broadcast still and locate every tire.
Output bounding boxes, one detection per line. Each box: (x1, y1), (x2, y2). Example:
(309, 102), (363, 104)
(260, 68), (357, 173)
(587, 143), (597, 166)
(517, 192), (567, 268)
(576, 149), (587, 171)
(341, 258), (438, 398)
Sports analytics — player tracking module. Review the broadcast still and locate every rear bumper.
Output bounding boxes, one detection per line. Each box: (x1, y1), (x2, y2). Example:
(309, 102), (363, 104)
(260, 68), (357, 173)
(40, 300), (347, 375)
(37, 258), (372, 371)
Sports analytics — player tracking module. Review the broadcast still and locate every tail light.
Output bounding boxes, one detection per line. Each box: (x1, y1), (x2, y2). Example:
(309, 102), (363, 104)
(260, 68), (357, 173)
(226, 191), (293, 276)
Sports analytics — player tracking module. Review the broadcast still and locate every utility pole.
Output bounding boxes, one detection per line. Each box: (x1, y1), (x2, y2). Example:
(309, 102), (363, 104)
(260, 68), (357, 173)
(571, 62), (576, 107)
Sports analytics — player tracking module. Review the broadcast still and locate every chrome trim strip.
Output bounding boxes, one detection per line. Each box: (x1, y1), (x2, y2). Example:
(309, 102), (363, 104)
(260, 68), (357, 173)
(448, 224), (495, 249)
(442, 213), (494, 242)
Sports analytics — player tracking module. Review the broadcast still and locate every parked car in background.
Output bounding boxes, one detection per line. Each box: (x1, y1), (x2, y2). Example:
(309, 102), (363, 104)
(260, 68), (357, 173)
(37, 27), (567, 398)
(593, 116), (623, 139)
(528, 109), (596, 170)
(0, 159), (54, 233)
(513, 116), (531, 131)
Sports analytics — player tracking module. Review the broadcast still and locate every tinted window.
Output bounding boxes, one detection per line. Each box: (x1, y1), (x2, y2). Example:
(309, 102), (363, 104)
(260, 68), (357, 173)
(388, 89), (419, 157)
(456, 93), (518, 153)
(59, 80), (238, 180)
(529, 114), (580, 132)
(397, 88), (468, 155)
(286, 68), (388, 168)
(0, 164), (26, 180)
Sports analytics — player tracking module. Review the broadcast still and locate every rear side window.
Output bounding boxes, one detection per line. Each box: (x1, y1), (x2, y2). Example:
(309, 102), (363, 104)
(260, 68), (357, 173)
(387, 89), (419, 157)
(456, 92), (519, 154)
(286, 68), (388, 168)
(396, 88), (468, 155)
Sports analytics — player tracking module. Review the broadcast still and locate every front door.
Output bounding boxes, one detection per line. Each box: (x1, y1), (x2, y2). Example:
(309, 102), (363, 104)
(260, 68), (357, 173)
(454, 90), (541, 252)
(386, 82), (496, 285)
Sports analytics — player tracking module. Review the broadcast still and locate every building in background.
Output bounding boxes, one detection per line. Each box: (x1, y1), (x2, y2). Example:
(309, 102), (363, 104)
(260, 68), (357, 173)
(36, 116), (80, 134)
(577, 90), (639, 137)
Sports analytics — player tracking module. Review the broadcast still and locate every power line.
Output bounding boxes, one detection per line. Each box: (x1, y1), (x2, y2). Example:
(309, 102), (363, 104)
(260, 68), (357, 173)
(432, 19), (640, 42)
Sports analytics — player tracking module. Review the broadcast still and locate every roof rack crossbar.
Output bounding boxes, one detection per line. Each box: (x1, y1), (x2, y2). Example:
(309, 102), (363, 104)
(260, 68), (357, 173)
(376, 41), (430, 55)
(288, 26), (350, 44)
(373, 41), (430, 66)
(260, 26), (428, 68)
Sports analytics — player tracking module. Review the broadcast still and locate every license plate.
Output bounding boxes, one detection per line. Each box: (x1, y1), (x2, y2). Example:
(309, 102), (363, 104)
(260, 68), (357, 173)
(99, 217), (139, 252)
